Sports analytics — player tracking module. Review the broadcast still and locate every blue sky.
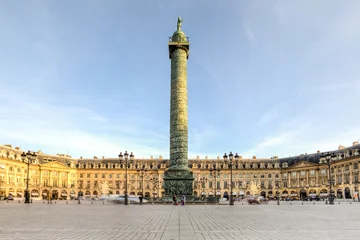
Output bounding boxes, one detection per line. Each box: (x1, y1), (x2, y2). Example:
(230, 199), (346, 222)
(0, 0), (359, 159)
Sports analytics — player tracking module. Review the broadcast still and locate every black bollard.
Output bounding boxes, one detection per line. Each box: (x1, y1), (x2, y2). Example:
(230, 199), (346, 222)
(66, 201), (68, 204)
(290, 202), (292, 205)
(91, 202), (93, 204)
(103, 201), (104, 205)
(350, 202), (352, 204)
(18, 200), (20, 203)
(302, 202), (303, 205)
(55, 201), (56, 204)
(313, 202), (315, 205)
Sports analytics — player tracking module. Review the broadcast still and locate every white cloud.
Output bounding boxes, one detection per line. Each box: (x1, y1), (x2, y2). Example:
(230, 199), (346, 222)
(0, 89), (168, 159)
(258, 107), (279, 125)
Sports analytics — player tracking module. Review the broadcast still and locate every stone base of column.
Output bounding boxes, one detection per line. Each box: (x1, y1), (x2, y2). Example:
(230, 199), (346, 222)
(163, 170), (194, 196)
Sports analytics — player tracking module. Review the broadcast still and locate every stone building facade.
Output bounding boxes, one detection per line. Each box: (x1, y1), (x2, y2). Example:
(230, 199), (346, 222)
(0, 142), (359, 201)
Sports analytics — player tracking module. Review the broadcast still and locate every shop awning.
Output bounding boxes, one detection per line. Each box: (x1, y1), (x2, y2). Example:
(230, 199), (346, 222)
(43, 193), (47, 196)
(309, 193), (317, 197)
(239, 191), (245, 195)
(201, 192), (206, 195)
(320, 193), (328, 197)
(70, 194), (76, 197)
(31, 193), (39, 196)
(281, 194), (288, 197)
(216, 192), (221, 195)
(232, 192), (237, 195)
(290, 194), (298, 197)
(61, 193), (67, 197)
(17, 193), (23, 196)
(9, 192), (14, 195)
(208, 192), (214, 195)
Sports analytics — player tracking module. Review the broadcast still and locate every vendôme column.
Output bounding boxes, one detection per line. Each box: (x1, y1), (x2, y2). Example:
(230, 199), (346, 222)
(163, 17), (194, 196)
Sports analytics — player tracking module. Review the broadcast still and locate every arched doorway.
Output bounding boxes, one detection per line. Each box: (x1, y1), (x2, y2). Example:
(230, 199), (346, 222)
(193, 191), (198, 197)
(268, 191), (273, 200)
(300, 189), (307, 200)
(17, 189), (22, 198)
(130, 191), (135, 196)
(208, 192), (214, 197)
(246, 191), (250, 196)
(61, 190), (67, 200)
(260, 191), (266, 198)
(309, 189), (316, 199)
(42, 189), (49, 200)
(345, 187), (351, 199)
(281, 190), (288, 199)
(85, 190), (90, 198)
(290, 191), (298, 199)
(145, 192), (150, 198)
(8, 188), (14, 196)
(52, 190), (59, 200)
(223, 191), (229, 200)
(320, 189), (328, 200)
(93, 191), (98, 196)
(70, 190), (76, 199)
(31, 189), (39, 198)
(337, 189), (343, 199)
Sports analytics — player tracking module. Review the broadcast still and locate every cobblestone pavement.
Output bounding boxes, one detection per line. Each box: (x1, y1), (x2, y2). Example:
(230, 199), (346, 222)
(1, 201), (360, 240)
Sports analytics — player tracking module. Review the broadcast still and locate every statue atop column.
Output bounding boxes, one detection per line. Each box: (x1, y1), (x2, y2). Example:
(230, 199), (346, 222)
(177, 17), (183, 31)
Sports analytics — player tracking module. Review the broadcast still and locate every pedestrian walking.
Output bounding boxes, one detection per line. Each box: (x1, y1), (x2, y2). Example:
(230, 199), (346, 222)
(181, 195), (186, 205)
(173, 195), (177, 205)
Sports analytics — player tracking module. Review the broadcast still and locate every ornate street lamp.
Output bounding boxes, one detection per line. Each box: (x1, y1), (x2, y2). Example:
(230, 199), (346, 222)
(137, 165), (147, 205)
(119, 151), (134, 205)
(223, 152), (239, 205)
(21, 151), (37, 204)
(319, 152), (337, 205)
(209, 166), (221, 203)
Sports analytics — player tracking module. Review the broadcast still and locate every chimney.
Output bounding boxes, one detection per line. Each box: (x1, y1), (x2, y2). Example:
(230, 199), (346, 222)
(15, 147), (20, 150)
(317, 150), (320, 153)
(150, 156), (153, 160)
(338, 145), (345, 150)
(253, 155), (256, 159)
(353, 141), (359, 146)
(4, 144), (12, 148)
(205, 156), (208, 160)
(196, 156), (200, 160)
(238, 156), (242, 159)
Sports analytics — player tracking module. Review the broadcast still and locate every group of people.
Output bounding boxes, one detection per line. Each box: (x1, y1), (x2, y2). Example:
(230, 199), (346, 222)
(173, 195), (186, 205)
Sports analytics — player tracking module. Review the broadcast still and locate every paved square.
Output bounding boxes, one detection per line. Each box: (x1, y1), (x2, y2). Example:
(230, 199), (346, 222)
(0, 201), (360, 240)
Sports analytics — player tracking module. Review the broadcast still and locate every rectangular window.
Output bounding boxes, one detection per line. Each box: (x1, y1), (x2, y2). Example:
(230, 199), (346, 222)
(283, 173), (288, 178)
(268, 174), (272, 178)
(217, 181), (220, 189)
(261, 181), (265, 188)
(300, 171), (306, 176)
(102, 174), (105, 178)
(94, 174), (98, 178)
(310, 170), (315, 176)
(209, 181), (213, 188)
(337, 175), (342, 185)
(62, 180), (66, 187)
(87, 174), (90, 178)
(44, 179), (48, 186)
(224, 181), (228, 188)
(53, 180), (58, 187)
(291, 172), (297, 177)
(260, 175), (265, 179)
(116, 174), (120, 178)
(109, 174), (112, 179)
(354, 163), (358, 170)
(283, 182), (288, 187)
(17, 168), (21, 173)
(80, 173), (83, 178)
(238, 174), (243, 178)
(246, 174), (250, 178)
(354, 174), (359, 183)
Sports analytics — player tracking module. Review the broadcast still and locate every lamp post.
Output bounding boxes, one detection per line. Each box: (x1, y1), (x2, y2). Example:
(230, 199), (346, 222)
(199, 177), (207, 201)
(223, 152), (239, 206)
(319, 152), (337, 205)
(119, 151), (134, 205)
(21, 151), (36, 204)
(276, 183), (282, 205)
(354, 180), (359, 202)
(137, 165), (147, 205)
(210, 167), (221, 203)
